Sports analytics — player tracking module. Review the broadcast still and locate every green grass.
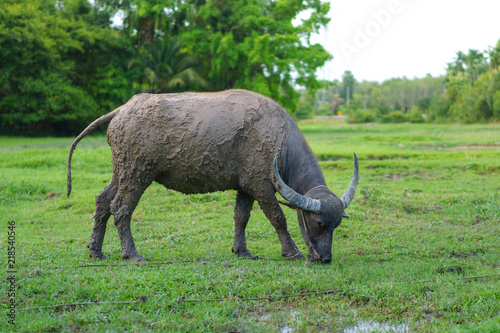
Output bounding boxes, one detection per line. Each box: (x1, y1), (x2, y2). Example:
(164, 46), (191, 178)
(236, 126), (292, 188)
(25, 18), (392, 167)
(1, 122), (499, 332)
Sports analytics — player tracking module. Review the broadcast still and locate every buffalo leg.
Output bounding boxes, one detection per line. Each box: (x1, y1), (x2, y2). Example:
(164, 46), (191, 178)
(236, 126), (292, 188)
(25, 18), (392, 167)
(88, 177), (118, 260)
(111, 179), (152, 261)
(258, 198), (303, 259)
(232, 191), (255, 258)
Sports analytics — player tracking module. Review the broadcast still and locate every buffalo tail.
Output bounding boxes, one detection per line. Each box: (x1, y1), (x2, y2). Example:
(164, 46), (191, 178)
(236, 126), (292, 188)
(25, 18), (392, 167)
(66, 109), (119, 198)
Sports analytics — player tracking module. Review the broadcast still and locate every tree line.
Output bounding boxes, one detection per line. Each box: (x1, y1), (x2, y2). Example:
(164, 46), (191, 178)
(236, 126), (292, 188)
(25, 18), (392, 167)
(299, 40), (500, 123)
(1, 0), (330, 135)
(1, 0), (498, 136)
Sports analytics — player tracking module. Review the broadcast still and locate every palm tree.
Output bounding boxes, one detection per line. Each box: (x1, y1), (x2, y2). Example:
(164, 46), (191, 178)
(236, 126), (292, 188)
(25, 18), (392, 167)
(129, 38), (207, 93)
(454, 51), (466, 74)
(464, 49), (486, 82)
(487, 44), (500, 71)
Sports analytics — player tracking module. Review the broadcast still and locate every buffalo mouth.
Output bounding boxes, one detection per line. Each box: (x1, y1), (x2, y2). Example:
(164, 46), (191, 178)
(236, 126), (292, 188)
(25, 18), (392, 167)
(307, 257), (332, 264)
(304, 235), (332, 264)
(317, 258), (332, 264)
(297, 212), (333, 264)
(306, 249), (332, 264)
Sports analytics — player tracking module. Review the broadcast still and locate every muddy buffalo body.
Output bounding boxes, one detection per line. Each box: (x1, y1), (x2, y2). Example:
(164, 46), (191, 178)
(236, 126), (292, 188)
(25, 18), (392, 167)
(67, 90), (358, 263)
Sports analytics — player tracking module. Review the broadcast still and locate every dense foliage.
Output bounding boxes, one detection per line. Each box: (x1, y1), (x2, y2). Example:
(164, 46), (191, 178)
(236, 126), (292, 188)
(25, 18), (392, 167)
(0, 0), (137, 135)
(1, 0), (498, 135)
(0, 0), (331, 135)
(301, 40), (500, 123)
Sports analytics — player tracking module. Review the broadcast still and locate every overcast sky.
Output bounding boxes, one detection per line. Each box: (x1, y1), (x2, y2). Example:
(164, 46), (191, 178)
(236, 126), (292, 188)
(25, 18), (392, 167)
(313, 0), (500, 82)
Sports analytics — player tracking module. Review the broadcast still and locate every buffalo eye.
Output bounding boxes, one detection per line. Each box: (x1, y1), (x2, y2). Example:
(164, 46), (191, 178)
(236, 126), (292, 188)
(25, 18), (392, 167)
(314, 217), (328, 229)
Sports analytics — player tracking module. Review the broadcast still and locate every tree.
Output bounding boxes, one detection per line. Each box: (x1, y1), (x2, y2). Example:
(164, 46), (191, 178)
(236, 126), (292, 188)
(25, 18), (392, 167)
(178, 0), (332, 111)
(487, 41), (500, 71)
(111, 0), (331, 111)
(447, 49), (488, 85)
(464, 49), (487, 82)
(340, 70), (355, 110)
(0, 0), (136, 135)
(295, 89), (314, 119)
(447, 50), (466, 76)
(427, 90), (449, 122)
(129, 38), (206, 93)
(437, 43), (500, 122)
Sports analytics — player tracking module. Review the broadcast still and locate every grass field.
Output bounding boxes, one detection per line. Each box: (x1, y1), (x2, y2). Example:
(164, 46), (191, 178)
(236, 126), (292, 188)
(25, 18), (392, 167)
(1, 121), (499, 332)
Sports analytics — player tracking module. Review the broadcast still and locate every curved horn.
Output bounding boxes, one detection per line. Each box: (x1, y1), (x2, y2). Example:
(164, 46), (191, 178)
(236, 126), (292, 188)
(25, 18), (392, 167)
(272, 155), (321, 213)
(340, 153), (359, 209)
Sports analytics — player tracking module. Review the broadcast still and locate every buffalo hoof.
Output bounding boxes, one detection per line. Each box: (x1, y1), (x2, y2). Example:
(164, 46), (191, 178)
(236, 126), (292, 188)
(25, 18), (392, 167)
(121, 252), (149, 262)
(238, 252), (258, 260)
(241, 253), (258, 260)
(282, 246), (304, 259)
(89, 251), (107, 260)
(284, 251), (304, 260)
(232, 247), (256, 259)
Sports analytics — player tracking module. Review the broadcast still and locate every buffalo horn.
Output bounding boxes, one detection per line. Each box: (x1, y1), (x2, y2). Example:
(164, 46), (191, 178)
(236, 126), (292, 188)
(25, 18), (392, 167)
(272, 155), (321, 213)
(340, 153), (359, 209)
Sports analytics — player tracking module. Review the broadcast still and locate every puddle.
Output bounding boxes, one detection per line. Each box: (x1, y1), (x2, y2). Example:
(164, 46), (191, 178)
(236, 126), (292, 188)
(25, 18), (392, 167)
(344, 320), (409, 333)
(249, 310), (408, 333)
(258, 310), (300, 333)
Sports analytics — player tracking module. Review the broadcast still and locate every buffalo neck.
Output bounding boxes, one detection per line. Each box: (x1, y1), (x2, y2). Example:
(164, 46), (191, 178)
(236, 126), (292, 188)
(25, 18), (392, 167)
(281, 134), (326, 195)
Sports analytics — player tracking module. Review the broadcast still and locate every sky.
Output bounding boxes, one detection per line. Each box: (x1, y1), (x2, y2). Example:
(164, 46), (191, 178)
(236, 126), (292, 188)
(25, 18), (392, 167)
(313, 0), (500, 82)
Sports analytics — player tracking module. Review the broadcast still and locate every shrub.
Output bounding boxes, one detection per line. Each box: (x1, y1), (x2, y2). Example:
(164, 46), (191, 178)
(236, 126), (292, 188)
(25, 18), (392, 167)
(381, 110), (408, 123)
(346, 109), (378, 123)
(408, 106), (425, 123)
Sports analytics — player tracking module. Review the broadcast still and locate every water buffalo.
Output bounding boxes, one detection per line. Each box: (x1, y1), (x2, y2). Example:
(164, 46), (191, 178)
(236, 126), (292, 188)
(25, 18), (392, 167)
(67, 90), (358, 263)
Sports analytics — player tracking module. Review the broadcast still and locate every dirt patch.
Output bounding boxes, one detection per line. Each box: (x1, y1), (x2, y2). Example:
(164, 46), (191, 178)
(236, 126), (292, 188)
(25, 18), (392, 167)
(424, 310), (444, 321)
(484, 262), (500, 268)
(45, 192), (61, 200)
(403, 203), (443, 214)
(472, 215), (486, 225)
(383, 171), (430, 180)
(385, 173), (407, 180)
(450, 251), (472, 259)
(368, 154), (409, 160)
(434, 266), (464, 274)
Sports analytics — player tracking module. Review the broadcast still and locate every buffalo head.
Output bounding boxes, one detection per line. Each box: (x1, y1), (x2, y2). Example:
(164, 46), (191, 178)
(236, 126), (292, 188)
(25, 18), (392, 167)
(273, 154), (359, 263)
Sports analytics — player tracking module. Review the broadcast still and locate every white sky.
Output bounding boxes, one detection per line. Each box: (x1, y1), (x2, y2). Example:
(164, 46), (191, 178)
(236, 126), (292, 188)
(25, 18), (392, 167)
(313, 0), (500, 82)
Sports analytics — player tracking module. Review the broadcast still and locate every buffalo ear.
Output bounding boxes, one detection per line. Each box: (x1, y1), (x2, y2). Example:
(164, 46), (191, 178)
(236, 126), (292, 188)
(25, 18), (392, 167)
(342, 212), (350, 218)
(278, 200), (298, 210)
